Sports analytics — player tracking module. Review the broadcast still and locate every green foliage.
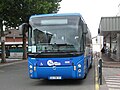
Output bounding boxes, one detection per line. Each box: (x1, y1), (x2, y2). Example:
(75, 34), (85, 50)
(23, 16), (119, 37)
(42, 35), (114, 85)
(0, 0), (62, 27)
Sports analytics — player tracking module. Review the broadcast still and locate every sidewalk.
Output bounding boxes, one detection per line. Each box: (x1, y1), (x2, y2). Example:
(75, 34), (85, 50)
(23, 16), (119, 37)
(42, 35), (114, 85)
(102, 54), (120, 68)
(100, 54), (120, 90)
(0, 58), (27, 67)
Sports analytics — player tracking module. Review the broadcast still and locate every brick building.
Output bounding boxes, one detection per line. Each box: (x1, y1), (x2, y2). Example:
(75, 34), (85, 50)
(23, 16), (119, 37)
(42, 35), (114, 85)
(0, 29), (28, 58)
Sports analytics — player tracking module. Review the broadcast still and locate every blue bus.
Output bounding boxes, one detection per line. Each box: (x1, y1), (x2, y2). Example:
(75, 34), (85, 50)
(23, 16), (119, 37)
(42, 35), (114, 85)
(20, 13), (93, 80)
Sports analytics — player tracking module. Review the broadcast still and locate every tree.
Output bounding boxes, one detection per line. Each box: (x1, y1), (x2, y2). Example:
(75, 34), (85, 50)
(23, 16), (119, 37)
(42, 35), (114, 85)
(0, 0), (62, 27)
(0, 0), (62, 62)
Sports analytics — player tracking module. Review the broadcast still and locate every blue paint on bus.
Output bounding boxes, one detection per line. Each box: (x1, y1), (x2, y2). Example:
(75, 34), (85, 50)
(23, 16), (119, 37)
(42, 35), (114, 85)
(27, 13), (93, 80)
(28, 55), (86, 79)
(30, 13), (82, 19)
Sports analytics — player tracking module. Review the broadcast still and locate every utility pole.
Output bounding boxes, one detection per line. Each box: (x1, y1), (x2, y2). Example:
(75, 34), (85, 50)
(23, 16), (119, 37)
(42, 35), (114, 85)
(0, 20), (6, 63)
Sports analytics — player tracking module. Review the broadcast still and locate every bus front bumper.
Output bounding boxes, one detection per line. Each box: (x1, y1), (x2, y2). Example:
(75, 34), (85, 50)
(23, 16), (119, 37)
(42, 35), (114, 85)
(29, 66), (84, 80)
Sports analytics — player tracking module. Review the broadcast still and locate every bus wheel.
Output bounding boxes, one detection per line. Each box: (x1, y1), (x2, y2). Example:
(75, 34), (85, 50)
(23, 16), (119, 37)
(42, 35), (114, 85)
(83, 73), (87, 79)
(83, 62), (88, 79)
(90, 63), (92, 69)
(83, 68), (88, 79)
(90, 58), (93, 69)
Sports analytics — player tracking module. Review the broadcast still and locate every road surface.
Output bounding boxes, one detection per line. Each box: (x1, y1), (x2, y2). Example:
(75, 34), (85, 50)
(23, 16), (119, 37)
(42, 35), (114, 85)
(0, 61), (95, 90)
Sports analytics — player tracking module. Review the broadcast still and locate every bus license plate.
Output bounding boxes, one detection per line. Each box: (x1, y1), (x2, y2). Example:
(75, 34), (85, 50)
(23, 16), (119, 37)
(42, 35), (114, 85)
(49, 76), (62, 80)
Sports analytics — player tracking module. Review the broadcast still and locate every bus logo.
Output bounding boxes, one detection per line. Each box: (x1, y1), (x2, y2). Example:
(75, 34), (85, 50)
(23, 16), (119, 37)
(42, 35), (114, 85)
(47, 60), (61, 66)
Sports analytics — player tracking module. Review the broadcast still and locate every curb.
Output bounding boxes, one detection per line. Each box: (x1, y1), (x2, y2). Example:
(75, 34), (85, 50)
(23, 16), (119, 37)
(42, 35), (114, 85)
(102, 61), (120, 68)
(0, 60), (27, 67)
(95, 58), (100, 90)
(103, 65), (120, 68)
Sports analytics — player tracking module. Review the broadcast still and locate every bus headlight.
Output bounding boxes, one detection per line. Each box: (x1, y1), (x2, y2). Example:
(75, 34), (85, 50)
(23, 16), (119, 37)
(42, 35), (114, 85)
(34, 66), (36, 71)
(78, 74), (81, 77)
(78, 64), (81, 68)
(74, 66), (76, 71)
(78, 69), (81, 72)
(29, 65), (33, 69)
(30, 70), (33, 73)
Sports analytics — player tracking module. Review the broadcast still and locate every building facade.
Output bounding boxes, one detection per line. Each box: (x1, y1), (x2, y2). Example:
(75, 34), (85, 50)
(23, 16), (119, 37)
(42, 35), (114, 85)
(99, 16), (120, 61)
(0, 29), (28, 58)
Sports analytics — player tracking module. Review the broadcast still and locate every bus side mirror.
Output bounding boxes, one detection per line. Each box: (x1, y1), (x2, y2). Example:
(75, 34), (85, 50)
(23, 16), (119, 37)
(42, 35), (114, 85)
(83, 24), (88, 34)
(19, 23), (29, 33)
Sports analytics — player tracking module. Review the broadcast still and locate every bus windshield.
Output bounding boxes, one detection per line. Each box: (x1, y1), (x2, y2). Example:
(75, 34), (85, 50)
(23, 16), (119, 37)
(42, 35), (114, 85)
(29, 16), (82, 53)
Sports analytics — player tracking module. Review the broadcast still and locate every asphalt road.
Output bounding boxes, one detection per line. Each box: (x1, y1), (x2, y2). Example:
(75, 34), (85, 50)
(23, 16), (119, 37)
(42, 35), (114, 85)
(0, 61), (95, 90)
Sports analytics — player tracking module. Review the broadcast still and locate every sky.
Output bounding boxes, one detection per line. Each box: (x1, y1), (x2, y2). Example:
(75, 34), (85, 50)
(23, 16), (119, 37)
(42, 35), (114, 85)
(58, 0), (120, 37)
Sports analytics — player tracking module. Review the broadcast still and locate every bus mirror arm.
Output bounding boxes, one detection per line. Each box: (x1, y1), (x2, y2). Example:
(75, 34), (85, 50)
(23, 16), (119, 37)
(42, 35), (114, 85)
(19, 23), (32, 33)
(83, 24), (88, 34)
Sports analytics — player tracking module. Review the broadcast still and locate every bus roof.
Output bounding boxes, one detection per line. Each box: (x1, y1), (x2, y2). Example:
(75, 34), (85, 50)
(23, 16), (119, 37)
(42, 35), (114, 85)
(30, 13), (82, 19)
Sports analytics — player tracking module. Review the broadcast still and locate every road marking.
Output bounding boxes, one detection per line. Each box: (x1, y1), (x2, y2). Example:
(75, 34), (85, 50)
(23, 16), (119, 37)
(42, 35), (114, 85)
(0, 70), (4, 72)
(106, 82), (120, 85)
(106, 80), (120, 83)
(106, 78), (120, 80)
(106, 76), (120, 78)
(108, 84), (120, 88)
(105, 76), (120, 90)
(95, 76), (99, 90)
(95, 59), (99, 90)
(109, 88), (120, 90)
